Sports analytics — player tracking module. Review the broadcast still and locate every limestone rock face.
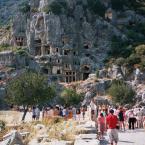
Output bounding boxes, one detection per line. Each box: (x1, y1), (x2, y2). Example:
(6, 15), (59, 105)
(25, 0), (114, 82)
(11, 0), (136, 83)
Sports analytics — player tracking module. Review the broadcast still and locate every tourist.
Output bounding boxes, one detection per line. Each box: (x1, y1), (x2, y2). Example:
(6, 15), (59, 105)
(32, 106), (36, 121)
(42, 107), (45, 119)
(134, 67), (140, 81)
(118, 107), (125, 131)
(49, 106), (54, 118)
(136, 108), (143, 128)
(65, 107), (69, 120)
(59, 107), (63, 117)
(62, 107), (66, 117)
(106, 109), (119, 145)
(76, 107), (81, 121)
(97, 113), (106, 140)
(82, 106), (86, 120)
(90, 99), (96, 121)
(72, 106), (76, 120)
(128, 110), (136, 130)
(43, 107), (49, 121)
(35, 106), (40, 120)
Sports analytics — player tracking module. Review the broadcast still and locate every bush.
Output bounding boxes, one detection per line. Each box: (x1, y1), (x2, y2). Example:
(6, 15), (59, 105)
(96, 68), (99, 78)
(135, 44), (145, 56)
(115, 57), (125, 66)
(126, 30), (145, 43)
(0, 44), (11, 52)
(60, 88), (83, 106)
(111, 0), (124, 11)
(19, 2), (30, 14)
(43, 1), (67, 15)
(126, 54), (141, 66)
(108, 80), (136, 105)
(0, 120), (6, 131)
(109, 36), (131, 58)
(87, 0), (106, 17)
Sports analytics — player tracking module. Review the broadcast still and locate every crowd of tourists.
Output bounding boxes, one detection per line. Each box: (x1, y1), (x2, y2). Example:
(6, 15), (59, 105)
(91, 102), (145, 145)
(31, 105), (87, 121)
(30, 102), (145, 145)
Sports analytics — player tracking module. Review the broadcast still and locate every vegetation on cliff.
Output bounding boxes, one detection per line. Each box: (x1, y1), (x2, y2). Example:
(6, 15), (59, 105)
(108, 80), (136, 105)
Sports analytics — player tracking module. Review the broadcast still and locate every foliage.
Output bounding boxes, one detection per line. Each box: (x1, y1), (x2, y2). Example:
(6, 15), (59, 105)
(31, 8), (38, 13)
(6, 71), (56, 107)
(107, 80), (136, 105)
(96, 68), (99, 78)
(0, 120), (6, 131)
(43, 1), (67, 15)
(111, 0), (124, 11)
(60, 88), (83, 106)
(126, 54), (141, 66)
(135, 45), (145, 56)
(87, 0), (106, 17)
(19, 2), (30, 14)
(126, 29), (145, 43)
(115, 57), (125, 66)
(109, 36), (131, 58)
(0, 44), (11, 52)
(15, 48), (29, 57)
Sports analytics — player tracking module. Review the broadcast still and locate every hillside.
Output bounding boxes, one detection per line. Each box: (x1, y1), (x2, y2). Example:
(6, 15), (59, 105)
(0, 0), (28, 25)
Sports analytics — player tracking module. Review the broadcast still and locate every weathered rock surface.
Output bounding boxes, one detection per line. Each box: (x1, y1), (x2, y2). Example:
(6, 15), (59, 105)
(1, 130), (24, 145)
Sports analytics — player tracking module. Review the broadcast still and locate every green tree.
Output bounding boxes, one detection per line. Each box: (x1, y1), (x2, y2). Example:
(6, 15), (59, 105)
(107, 80), (135, 105)
(6, 71), (56, 121)
(60, 88), (83, 106)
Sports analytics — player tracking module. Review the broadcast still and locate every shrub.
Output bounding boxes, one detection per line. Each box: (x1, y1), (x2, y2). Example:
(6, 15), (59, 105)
(126, 54), (141, 66)
(87, 0), (106, 17)
(96, 68), (99, 78)
(135, 44), (145, 56)
(43, 1), (67, 15)
(109, 36), (131, 58)
(107, 80), (136, 105)
(19, 2), (30, 14)
(115, 57), (125, 66)
(0, 44), (11, 52)
(60, 88), (84, 106)
(0, 120), (6, 131)
(126, 30), (145, 43)
(111, 0), (124, 11)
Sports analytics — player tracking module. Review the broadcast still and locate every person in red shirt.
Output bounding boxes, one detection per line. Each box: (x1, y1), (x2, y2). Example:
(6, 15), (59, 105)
(106, 109), (119, 145)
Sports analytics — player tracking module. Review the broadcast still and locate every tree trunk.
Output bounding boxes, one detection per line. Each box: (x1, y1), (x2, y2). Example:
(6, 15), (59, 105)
(22, 106), (28, 121)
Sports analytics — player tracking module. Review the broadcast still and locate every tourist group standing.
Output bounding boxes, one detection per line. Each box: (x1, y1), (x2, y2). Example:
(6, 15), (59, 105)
(91, 101), (145, 145)
(31, 105), (87, 121)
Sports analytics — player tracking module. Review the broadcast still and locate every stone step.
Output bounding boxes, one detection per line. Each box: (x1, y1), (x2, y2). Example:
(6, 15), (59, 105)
(76, 127), (96, 134)
(74, 139), (100, 145)
(76, 134), (97, 140)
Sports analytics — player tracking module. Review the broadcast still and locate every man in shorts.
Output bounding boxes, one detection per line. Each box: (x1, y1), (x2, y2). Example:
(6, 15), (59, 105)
(106, 109), (119, 145)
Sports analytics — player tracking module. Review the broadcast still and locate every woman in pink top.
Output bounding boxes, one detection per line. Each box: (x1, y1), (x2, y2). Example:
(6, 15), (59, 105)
(97, 113), (106, 140)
